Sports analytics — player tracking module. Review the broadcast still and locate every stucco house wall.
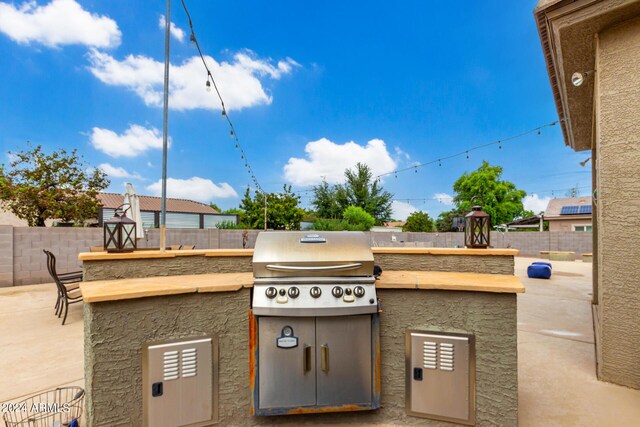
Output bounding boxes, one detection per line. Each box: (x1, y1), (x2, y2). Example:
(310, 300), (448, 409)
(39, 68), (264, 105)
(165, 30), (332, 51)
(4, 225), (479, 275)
(548, 218), (592, 232)
(594, 15), (640, 389)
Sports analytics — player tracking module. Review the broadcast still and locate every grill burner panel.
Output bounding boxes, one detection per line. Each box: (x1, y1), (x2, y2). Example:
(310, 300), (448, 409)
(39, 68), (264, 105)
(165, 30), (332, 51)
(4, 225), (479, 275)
(253, 282), (377, 316)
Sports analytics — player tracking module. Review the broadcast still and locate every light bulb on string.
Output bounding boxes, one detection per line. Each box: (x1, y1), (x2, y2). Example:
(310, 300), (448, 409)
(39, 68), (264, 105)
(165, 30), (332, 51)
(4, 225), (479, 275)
(394, 172), (397, 179)
(438, 159), (442, 167)
(498, 141), (502, 149)
(466, 151), (469, 159)
(221, 109), (226, 117)
(414, 167), (418, 173)
(205, 80), (211, 92)
(230, 129), (234, 137)
(189, 33), (196, 48)
(538, 129), (541, 136)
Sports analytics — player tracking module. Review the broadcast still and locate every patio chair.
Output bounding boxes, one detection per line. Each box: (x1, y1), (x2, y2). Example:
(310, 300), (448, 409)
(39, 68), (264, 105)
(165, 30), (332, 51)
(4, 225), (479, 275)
(43, 250), (83, 325)
(181, 245), (195, 250)
(170, 245), (182, 250)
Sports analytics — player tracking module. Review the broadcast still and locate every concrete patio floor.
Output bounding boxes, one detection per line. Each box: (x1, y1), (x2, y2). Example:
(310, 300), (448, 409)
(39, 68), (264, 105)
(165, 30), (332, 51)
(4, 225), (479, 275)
(1, 258), (639, 426)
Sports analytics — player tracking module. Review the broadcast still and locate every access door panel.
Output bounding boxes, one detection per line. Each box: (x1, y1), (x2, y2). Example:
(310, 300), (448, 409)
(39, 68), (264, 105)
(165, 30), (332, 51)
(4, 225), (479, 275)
(316, 315), (372, 406)
(258, 317), (316, 409)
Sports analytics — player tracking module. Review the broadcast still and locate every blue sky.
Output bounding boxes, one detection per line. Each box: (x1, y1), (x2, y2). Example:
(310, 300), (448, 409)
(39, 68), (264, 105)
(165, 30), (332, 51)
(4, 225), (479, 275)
(0, 0), (592, 220)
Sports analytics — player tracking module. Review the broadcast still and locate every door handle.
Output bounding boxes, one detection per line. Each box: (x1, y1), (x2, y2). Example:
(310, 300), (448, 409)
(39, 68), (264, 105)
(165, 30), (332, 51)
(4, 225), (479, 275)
(304, 345), (312, 373)
(321, 344), (330, 373)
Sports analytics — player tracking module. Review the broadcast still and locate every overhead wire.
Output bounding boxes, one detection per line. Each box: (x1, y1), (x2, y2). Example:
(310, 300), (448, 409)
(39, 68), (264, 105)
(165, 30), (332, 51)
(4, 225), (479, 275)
(179, 0), (263, 193)
(376, 119), (566, 180)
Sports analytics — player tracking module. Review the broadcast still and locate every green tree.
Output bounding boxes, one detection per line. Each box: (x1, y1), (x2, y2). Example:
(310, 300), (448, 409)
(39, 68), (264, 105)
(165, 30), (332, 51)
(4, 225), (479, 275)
(311, 163), (394, 223)
(311, 179), (342, 219)
(435, 210), (459, 232)
(240, 185), (305, 230)
(342, 206), (375, 231)
(0, 144), (109, 226)
(209, 202), (221, 212)
(402, 211), (435, 232)
(452, 161), (527, 226)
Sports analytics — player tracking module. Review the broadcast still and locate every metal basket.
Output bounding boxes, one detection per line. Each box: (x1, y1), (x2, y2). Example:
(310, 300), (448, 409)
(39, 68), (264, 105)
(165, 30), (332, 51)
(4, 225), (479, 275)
(3, 387), (84, 427)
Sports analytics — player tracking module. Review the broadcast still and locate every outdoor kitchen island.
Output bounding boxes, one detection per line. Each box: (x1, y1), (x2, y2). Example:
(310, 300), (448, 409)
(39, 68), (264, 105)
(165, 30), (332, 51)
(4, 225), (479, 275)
(79, 238), (523, 427)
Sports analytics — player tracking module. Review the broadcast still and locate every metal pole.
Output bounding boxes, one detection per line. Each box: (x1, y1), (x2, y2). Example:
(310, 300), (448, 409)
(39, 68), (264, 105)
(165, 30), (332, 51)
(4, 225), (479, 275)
(160, 0), (171, 253)
(263, 193), (267, 231)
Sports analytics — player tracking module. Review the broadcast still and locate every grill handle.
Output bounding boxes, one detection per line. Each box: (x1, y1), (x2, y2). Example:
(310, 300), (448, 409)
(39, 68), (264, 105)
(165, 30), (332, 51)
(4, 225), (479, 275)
(304, 345), (312, 373)
(321, 344), (330, 373)
(265, 263), (362, 272)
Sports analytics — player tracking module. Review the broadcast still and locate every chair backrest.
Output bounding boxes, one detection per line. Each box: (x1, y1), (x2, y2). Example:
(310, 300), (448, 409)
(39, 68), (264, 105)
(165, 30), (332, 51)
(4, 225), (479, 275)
(181, 245), (195, 250)
(89, 246), (104, 252)
(170, 245), (182, 250)
(43, 250), (63, 292)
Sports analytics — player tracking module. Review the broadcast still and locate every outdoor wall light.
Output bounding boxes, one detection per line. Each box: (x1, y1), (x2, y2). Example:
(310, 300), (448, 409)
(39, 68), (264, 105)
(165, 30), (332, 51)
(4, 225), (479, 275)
(579, 157), (592, 167)
(464, 206), (491, 249)
(103, 204), (137, 253)
(571, 70), (594, 87)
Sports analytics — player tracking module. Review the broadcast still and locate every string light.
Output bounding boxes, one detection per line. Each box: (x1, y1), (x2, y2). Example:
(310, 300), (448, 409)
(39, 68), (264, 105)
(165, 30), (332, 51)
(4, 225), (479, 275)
(466, 151), (469, 159)
(375, 119), (563, 180)
(180, 0), (264, 193)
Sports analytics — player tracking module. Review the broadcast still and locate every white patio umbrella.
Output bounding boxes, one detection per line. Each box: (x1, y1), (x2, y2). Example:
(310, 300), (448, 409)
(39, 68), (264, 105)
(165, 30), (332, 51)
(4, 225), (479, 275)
(124, 183), (145, 241)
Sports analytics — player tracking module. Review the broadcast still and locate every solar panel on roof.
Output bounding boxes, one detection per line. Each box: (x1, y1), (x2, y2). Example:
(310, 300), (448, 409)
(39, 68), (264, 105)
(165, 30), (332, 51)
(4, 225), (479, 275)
(560, 206), (580, 215)
(579, 205), (592, 214)
(560, 205), (591, 215)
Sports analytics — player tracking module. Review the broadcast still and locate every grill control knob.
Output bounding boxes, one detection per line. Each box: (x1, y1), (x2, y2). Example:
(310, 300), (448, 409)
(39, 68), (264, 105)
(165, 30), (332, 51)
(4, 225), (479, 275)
(265, 287), (277, 299)
(279, 288), (286, 296)
(310, 286), (322, 298)
(344, 288), (352, 296)
(288, 287), (300, 298)
(354, 286), (365, 298)
(332, 286), (344, 298)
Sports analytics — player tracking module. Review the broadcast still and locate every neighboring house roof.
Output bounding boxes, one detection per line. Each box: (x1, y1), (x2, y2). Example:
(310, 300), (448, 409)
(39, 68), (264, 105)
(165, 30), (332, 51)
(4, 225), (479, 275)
(97, 193), (219, 215)
(384, 221), (406, 228)
(501, 215), (543, 228)
(544, 196), (592, 219)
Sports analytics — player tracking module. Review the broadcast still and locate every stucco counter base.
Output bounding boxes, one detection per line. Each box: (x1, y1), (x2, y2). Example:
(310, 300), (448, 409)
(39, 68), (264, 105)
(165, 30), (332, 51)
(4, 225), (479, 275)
(84, 280), (519, 426)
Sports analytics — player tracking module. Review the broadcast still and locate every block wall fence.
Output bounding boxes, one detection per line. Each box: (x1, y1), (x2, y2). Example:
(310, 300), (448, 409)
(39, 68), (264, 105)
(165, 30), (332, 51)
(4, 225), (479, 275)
(0, 226), (592, 286)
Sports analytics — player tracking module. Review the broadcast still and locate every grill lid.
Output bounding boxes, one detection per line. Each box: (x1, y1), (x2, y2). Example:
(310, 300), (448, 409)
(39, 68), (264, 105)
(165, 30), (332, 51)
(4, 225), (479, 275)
(252, 231), (374, 278)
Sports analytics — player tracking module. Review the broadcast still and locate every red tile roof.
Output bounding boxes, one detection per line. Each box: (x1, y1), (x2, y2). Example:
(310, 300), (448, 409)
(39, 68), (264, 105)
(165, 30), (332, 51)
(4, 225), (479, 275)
(97, 193), (218, 214)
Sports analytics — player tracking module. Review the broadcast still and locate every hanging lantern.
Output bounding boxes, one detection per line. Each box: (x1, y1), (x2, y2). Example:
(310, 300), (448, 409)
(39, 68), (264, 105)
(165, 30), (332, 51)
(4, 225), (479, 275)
(464, 206), (490, 248)
(103, 205), (137, 253)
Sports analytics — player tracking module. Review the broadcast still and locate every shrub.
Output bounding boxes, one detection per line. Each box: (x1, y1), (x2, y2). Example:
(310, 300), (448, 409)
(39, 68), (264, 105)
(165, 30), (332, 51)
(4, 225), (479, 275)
(342, 206), (375, 231)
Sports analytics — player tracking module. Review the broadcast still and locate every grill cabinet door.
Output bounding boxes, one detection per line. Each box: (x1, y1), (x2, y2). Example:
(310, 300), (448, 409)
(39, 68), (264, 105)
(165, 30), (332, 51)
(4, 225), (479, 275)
(316, 315), (372, 406)
(144, 338), (213, 427)
(258, 317), (316, 409)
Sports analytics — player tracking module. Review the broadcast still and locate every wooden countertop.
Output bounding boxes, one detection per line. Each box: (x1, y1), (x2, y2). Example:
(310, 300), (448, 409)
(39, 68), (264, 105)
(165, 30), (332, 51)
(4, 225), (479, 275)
(79, 247), (517, 261)
(80, 270), (523, 303)
(371, 247), (519, 256)
(376, 270), (525, 293)
(80, 272), (254, 303)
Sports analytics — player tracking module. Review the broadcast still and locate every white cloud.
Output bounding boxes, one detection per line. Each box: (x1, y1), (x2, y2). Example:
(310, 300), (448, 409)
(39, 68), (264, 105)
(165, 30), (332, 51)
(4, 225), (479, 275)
(159, 15), (184, 42)
(434, 193), (454, 206)
(0, 0), (121, 48)
(99, 163), (142, 180)
(90, 124), (166, 158)
(524, 193), (551, 215)
(146, 177), (238, 202)
(283, 138), (397, 186)
(87, 49), (299, 111)
(392, 201), (418, 221)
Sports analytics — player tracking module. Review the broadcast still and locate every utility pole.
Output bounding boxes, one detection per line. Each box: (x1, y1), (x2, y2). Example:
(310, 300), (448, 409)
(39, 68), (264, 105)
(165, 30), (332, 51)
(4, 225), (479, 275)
(263, 193), (268, 231)
(160, 0), (171, 252)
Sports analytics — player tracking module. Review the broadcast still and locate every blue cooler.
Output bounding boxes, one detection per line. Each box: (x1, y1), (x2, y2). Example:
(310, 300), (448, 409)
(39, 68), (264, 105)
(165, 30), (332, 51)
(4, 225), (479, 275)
(532, 261), (552, 270)
(528, 264), (552, 279)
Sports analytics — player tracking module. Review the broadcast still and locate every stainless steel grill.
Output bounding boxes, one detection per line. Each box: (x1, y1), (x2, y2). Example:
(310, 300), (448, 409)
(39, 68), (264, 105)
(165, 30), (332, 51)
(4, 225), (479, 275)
(250, 231), (381, 416)
(252, 231), (378, 317)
